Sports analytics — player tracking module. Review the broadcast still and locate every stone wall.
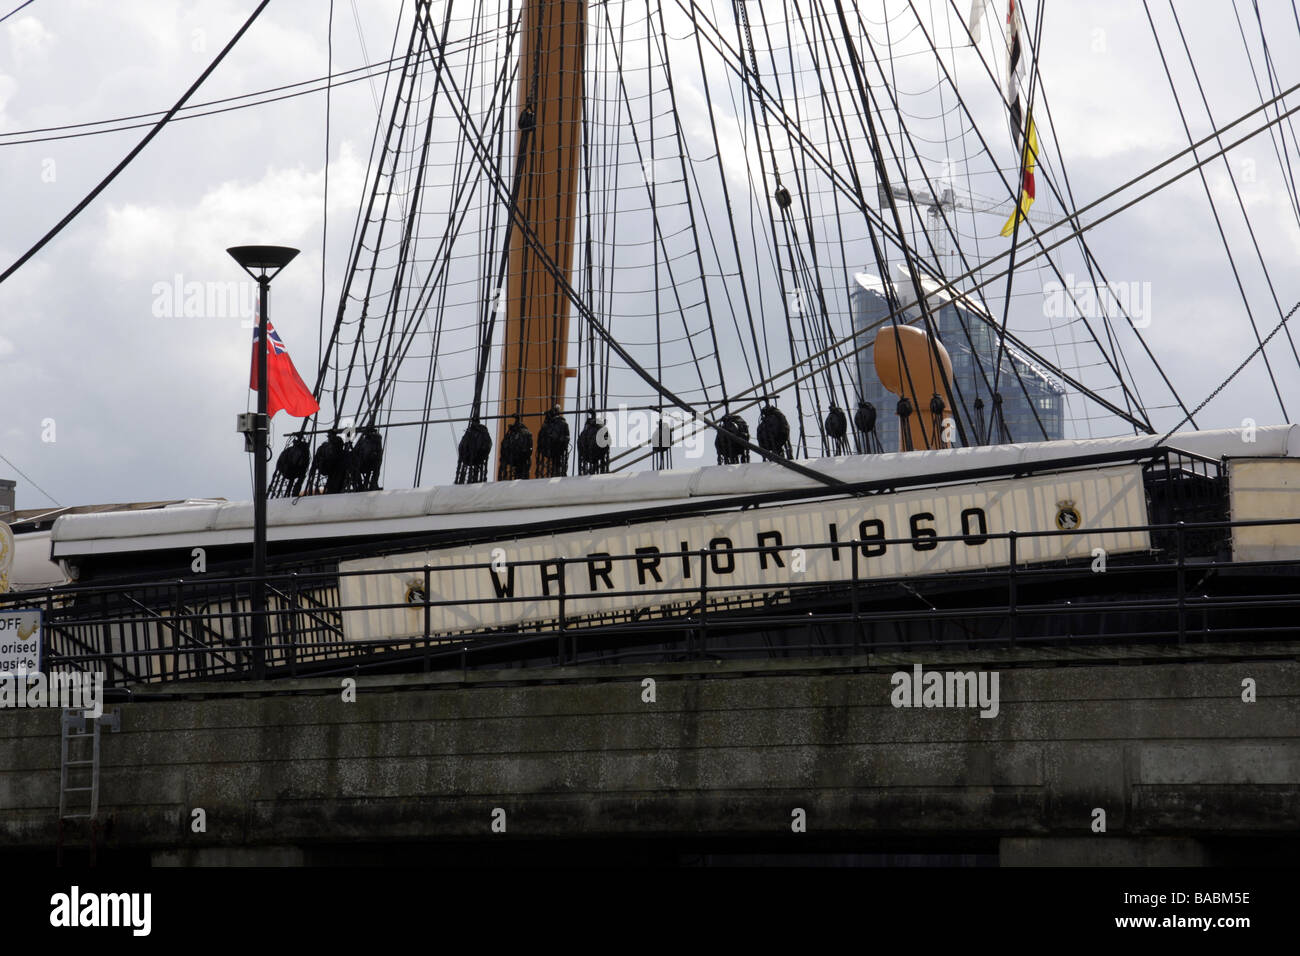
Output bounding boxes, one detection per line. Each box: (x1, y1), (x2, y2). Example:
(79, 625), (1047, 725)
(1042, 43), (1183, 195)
(2, 645), (1296, 863)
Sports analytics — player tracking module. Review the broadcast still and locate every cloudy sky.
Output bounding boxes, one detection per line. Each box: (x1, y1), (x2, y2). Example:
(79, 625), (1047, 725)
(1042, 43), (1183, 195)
(2, 0), (1299, 510)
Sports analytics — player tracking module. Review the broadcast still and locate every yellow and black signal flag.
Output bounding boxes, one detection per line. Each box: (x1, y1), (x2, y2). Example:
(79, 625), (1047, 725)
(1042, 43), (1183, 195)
(1000, 0), (1037, 237)
(1000, 114), (1038, 237)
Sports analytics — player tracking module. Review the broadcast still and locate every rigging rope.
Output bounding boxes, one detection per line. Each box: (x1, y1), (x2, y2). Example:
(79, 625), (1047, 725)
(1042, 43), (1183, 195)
(0, 0), (275, 285)
(1165, 0), (1300, 385)
(1143, 0), (1291, 421)
(306, 0), (1300, 490)
(0, 0), (36, 25)
(1160, 301), (1300, 444)
(411, 29), (849, 489)
(938, 0), (1174, 429)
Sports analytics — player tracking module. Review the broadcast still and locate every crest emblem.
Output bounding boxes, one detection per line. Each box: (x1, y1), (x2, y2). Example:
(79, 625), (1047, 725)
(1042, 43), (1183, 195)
(403, 579), (428, 605)
(1055, 498), (1082, 531)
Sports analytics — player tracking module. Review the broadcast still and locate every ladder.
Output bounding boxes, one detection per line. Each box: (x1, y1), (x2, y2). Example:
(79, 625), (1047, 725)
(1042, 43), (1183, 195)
(57, 707), (120, 865)
(58, 707), (120, 822)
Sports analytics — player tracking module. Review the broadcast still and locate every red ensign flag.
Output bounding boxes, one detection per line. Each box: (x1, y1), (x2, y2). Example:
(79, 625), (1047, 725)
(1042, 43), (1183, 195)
(250, 321), (320, 419)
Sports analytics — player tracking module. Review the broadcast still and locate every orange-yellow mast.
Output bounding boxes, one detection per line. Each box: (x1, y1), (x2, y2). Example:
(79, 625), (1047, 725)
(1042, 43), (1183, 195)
(495, 0), (585, 476)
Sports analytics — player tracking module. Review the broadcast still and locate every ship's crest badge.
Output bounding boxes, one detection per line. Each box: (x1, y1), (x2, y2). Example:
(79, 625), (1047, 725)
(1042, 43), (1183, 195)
(1055, 498), (1082, 531)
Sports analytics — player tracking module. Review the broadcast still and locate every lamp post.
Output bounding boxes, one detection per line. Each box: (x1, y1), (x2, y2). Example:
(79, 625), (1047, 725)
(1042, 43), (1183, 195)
(227, 245), (299, 679)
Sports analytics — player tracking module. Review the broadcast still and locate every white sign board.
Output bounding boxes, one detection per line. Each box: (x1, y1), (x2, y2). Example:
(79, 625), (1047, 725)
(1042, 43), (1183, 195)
(339, 465), (1151, 641)
(0, 610), (41, 675)
(1227, 458), (1300, 561)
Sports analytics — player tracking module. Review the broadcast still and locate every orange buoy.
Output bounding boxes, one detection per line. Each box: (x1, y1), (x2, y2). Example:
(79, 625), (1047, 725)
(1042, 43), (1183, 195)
(873, 325), (955, 451)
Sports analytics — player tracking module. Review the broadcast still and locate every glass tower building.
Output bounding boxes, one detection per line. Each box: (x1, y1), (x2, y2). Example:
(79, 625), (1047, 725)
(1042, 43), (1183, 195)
(849, 271), (1065, 451)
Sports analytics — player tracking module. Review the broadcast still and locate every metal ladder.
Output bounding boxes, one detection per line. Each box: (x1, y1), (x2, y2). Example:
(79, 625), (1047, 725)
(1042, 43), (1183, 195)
(58, 707), (120, 822)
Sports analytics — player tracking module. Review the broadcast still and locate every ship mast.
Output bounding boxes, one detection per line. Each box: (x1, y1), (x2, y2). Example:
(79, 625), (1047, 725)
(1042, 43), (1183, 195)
(495, 0), (585, 478)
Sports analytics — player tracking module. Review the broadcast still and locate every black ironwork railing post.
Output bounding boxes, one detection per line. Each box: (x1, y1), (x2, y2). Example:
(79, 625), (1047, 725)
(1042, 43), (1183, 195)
(850, 536), (860, 655)
(102, 591), (124, 683)
(287, 573), (299, 677)
(698, 547), (709, 659)
(44, 589), (54, 679)
(168, 585), (183, 683)
(557, 557), (567, 664)
(228, 588), (242, 678)
(423, 565), (432, 672)
(1008, 531), (1018, 644)
(1176, 520), (1186, 644)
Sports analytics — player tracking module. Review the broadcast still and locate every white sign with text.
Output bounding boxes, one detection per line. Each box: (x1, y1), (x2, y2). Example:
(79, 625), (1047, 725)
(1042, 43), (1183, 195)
(339, 465), (1151, 640)
(0, 611), (42, 675)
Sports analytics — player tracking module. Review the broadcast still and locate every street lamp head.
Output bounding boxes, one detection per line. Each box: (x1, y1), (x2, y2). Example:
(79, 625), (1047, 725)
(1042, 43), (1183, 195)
(227, 245), (299, 281)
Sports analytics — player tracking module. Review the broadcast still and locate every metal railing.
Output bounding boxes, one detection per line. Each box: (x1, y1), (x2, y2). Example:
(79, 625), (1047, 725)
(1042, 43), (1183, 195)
(3, 510), (1299, 689)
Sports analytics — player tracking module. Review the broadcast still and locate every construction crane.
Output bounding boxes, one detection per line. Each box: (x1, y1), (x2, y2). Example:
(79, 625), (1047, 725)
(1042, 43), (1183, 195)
(878, 180), (1073, 272)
